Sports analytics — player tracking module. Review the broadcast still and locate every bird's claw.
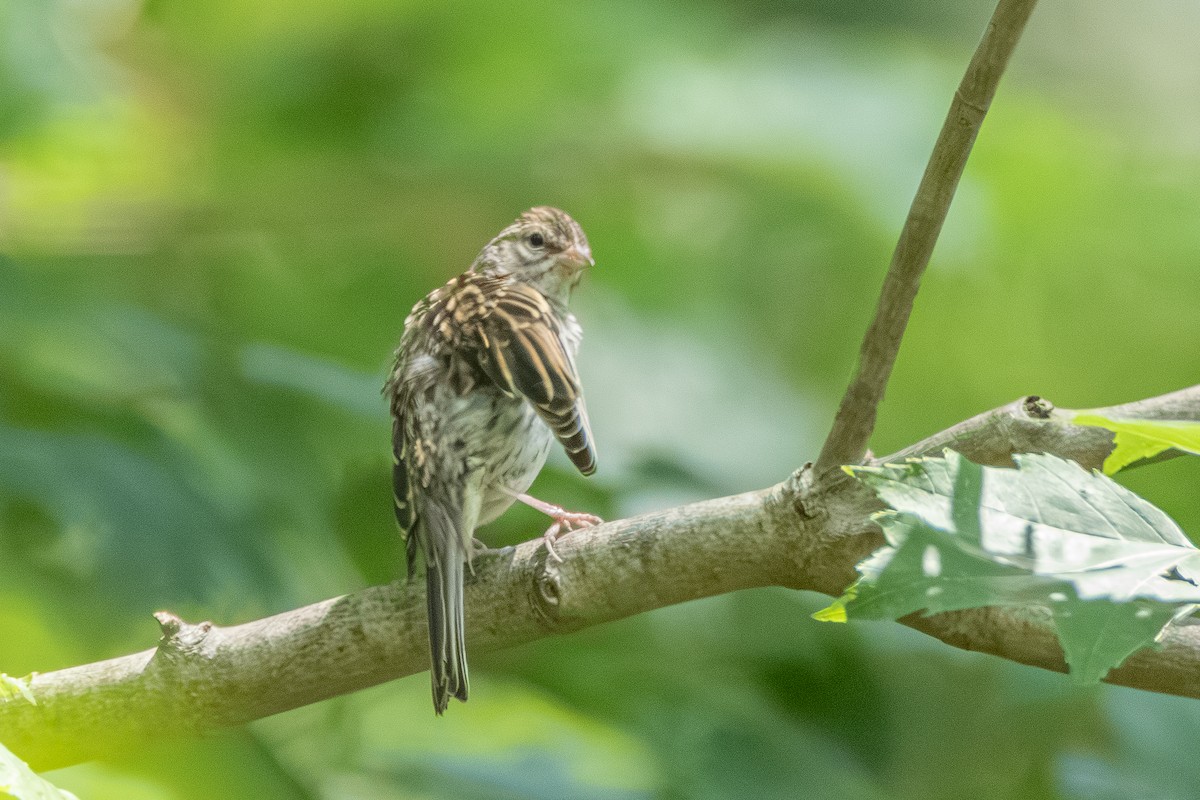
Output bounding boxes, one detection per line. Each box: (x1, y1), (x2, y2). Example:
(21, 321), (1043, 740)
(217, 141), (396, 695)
(541, 510), (603, 562)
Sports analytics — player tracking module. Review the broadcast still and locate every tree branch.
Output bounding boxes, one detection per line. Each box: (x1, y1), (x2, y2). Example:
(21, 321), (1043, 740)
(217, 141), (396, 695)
(815, 0), (1039, 474)
(12, 0), (1193, 775)
(5, 386), (1199, 770)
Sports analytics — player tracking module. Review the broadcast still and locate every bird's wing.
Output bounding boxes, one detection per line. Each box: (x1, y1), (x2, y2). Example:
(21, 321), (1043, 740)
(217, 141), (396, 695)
(462, 278), (597, 476)
(384, 301), (438, 579)
(387, 395), (421, 577)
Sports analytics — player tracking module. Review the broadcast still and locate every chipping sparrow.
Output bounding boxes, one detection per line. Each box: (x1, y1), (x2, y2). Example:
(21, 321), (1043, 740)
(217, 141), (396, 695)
(384, 206), (600, 713)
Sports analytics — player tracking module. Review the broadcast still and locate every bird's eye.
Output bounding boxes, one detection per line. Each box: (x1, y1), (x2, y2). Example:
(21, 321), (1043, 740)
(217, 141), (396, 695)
(528, 233), (545, 248)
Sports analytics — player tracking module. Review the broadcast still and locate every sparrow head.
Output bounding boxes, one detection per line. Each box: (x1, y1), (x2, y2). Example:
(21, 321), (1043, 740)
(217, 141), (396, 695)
(473, 206), (594, 305)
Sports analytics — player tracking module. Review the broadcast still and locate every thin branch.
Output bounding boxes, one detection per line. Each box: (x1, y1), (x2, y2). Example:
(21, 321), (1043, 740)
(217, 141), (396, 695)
(882, 386), (1200, 467)
(5, 386), (1198, 771)
(815, 0), (1039, 474)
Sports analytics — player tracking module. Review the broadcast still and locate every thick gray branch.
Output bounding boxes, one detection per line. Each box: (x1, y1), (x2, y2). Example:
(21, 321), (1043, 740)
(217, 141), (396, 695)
(816, 0), (1039, 473)
(4, 386), (1199, 770)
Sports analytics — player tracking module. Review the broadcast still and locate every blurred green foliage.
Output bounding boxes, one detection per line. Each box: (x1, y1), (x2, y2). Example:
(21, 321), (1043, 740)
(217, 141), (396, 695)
(2, 0), (1200, 797)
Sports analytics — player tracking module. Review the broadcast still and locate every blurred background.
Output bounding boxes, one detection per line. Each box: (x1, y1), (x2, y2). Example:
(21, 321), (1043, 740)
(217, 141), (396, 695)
(3, 0), (1200, 797)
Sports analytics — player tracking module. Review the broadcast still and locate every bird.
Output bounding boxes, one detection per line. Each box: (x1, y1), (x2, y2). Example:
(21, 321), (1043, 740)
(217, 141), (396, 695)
(384, 206), (601, 713)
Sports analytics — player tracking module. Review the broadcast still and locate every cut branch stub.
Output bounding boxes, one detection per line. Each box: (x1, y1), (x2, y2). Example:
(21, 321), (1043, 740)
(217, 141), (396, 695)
(152, 611), (215, 664)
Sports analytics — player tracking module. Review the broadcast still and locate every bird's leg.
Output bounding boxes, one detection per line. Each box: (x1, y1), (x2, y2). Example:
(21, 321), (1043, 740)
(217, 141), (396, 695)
(464, 538), (516, 576)
(505, 490), (602, 562)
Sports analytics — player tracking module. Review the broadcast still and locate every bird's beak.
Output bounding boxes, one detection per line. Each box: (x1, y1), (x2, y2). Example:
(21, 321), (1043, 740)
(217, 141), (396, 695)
(560, 245), (595, 269)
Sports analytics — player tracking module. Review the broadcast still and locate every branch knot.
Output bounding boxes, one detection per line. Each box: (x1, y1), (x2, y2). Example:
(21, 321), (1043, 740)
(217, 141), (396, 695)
(152, 611), (215, 664)
(532, 561), (564, 629)
(1023, 395), (1054, 419)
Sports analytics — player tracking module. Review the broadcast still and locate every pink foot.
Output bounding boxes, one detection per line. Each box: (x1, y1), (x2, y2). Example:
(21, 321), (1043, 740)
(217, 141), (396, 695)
(540, 509), (604, 562)
(510, 492), (602, 562)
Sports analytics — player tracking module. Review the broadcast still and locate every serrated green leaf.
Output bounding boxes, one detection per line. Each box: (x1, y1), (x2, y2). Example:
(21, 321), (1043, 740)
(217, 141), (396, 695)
(1073, 414), (1200, 475)
(850, 451), (1193, 549)
(833, 450), (1200, 683)
(0, 741), (79, 800)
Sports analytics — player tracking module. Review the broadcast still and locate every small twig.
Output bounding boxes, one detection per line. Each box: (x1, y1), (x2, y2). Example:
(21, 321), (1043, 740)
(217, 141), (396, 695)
(815, 0), (1039, 475)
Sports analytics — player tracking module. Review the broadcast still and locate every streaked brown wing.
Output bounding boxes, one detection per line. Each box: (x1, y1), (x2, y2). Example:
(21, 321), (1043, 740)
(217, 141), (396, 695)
(470, 281), (597, 476)
(390, 412), (421, 576)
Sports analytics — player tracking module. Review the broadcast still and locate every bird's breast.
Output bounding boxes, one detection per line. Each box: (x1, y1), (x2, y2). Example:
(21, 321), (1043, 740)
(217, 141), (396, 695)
(439, 390), (553, 526)
(481, 397), (553, 525)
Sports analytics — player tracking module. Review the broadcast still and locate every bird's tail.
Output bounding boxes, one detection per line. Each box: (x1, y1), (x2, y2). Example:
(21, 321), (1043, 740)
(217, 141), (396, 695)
(422, 503), (469, 714)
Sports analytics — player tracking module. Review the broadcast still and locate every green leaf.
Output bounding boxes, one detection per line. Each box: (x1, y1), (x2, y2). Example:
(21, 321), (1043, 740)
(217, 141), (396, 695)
(828, 513), (1064, 621)
(1051, 599), (1187, 685)
(0, 741), (80, 800)
(0, 675), (35, 706)
(811, 586), (854, 622)
(1073, 414), (1200, 475)
(820, 450), (1200, 683)
(852, 450), (1200, 588)
(851, 450), (1194, 551)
